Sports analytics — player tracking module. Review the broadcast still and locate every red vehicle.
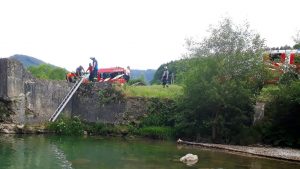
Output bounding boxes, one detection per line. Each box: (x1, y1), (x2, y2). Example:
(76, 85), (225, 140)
(97, 67), (127, 84)
(266, 50), (300, 69)
(263, 50), (300, 83)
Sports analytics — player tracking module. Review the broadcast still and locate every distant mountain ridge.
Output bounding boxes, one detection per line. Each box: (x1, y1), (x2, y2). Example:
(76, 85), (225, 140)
(131, 69), (156, 85)
(9, 54), (45, 68)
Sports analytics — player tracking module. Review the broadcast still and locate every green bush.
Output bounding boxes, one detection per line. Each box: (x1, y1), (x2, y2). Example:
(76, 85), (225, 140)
(294, 54), (300, 63)
(279, 72), (298, 85)
(84, 122), (108, 135)
(98, 84), (125, 104)
(257, 85), (279, 102)
(47, 116), (84, 135)
(140, 98), (177, 127)
(259, 81), (300, 147)
(175, 55), (260, 143)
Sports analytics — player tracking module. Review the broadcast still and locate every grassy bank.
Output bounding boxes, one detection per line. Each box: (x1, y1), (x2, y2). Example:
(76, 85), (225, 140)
(123, 84), (182, 99)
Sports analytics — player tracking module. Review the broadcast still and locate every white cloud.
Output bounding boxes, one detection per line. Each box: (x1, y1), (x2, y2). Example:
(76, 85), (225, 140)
(0, 0), (299, 71)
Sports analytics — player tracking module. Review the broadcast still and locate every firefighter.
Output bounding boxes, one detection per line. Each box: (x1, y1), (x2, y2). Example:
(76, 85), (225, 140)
(86, 63), (93, 81)
(90, 57), (98, 81)
(124, 66), (131, 82)
(76, 65), (84, 77)
(66, 72), (76, 83)
(161, 66), (169, 88)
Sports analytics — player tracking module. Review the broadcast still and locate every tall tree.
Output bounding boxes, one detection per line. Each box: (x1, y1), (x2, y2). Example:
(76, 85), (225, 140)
(176, 18), (266, 144)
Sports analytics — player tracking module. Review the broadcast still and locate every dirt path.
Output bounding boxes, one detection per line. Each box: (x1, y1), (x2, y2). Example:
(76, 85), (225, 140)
(177, 139), (300, 162)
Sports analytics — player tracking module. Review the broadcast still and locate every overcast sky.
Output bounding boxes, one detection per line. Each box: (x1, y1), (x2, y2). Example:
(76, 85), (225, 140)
(0, 0), (299, 71)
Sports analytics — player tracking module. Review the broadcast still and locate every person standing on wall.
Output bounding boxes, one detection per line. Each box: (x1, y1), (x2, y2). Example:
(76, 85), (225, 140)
(125, 66), (131, 82)
(86, 63), (93, 81)
(161, 66), (169, 88)
(90, 57), (98, 81)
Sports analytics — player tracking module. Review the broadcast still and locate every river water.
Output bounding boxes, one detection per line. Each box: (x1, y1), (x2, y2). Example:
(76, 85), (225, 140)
(0, 135), (299, 169)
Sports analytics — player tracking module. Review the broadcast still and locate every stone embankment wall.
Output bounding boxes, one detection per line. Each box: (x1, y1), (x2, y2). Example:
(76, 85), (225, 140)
(0, 58), (148, 126)
(72, 83), (149, 124)
(0, 59), (73, 124)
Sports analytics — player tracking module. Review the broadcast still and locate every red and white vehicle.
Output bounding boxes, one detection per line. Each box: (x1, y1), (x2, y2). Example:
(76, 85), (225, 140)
(97, 67), (127, 84)
(264, 50), (300, 83)
(265, 50), (300, 70)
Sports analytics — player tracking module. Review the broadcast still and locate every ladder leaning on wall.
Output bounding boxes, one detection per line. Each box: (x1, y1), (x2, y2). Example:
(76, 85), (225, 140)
(49, 76), (85, 122)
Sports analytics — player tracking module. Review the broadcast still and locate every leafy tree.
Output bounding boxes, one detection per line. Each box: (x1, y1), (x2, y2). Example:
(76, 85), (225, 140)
(27, 64), (68, 80)
(293, 43), (300, 49)
(176, 18), (266, 144)
(48, 67), (69, 80)
(260, 81), (300, 147)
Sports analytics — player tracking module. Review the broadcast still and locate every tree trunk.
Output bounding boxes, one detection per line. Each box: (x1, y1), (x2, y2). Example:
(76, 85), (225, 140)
(212, 111), (218, 142)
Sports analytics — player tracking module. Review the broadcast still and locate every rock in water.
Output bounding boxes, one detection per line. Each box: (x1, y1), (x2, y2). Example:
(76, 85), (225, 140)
(180, 153), (198, 166)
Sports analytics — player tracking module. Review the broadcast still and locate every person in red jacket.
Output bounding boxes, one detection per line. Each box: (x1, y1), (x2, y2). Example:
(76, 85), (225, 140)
(86, 63), (93, 81)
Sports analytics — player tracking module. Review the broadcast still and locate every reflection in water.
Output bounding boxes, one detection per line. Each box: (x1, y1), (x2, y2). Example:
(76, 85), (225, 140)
(50, 144), (73, 169)
(0, 135), (299, 169)
(0, 135), (16, 169)
(0, 135), (73, 169)
(250, 161), (262, 169)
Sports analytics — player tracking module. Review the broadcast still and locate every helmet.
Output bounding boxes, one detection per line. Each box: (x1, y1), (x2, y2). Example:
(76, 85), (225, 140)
(164, 66), (168, 69)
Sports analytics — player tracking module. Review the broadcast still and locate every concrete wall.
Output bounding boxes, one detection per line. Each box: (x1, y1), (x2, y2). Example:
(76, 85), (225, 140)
(0, 58), (148, 125)
(0, 58), (73, 124)
(24, 79), (73, 123)
(0, 59), (7, 99)
(72, 83), (148, 124)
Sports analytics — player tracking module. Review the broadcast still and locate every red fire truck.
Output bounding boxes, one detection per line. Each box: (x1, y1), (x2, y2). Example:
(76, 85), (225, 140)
(97, 67), (127, 84)
(264, 50), (300, 83)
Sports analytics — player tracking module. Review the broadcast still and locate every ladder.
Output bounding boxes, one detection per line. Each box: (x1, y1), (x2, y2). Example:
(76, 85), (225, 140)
(49, 77), (85, 122)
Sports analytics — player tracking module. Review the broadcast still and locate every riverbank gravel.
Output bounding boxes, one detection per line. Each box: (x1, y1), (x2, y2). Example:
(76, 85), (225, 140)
(177, 139), (300, 162)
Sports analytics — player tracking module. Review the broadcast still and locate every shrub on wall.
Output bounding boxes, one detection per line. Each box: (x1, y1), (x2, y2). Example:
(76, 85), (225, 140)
(98, 84), (125, 104)
(47, 116), (84, 135)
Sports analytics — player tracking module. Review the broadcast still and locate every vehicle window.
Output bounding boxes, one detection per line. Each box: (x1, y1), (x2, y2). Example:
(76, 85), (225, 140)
(101, 73), (111, 79)
(270, 53), (281, 62)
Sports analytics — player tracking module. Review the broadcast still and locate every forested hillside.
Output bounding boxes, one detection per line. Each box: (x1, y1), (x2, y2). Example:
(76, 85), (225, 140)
(131, 69), (156, 84)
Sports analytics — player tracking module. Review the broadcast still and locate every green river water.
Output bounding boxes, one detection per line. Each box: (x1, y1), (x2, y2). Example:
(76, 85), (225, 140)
(0, 135), (299, 169)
